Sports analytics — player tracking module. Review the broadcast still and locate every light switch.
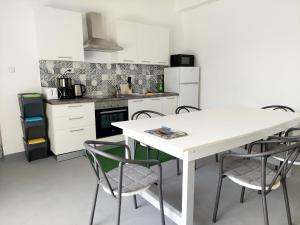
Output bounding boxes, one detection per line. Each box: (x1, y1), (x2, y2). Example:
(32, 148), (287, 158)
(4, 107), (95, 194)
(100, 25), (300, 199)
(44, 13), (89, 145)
(8, 66), (16, 73)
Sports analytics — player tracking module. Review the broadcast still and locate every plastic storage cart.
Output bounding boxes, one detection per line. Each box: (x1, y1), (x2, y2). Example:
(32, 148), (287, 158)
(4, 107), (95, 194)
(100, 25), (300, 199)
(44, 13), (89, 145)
(18, 93), (48, 162)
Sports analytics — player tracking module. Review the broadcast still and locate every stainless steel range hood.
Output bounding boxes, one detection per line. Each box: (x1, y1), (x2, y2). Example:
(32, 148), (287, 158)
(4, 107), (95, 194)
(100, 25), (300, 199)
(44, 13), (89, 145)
(84, 12), (123, 52)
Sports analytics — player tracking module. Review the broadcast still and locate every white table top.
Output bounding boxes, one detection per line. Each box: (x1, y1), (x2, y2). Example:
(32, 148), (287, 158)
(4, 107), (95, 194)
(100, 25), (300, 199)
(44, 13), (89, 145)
(113, 108), (300, 161)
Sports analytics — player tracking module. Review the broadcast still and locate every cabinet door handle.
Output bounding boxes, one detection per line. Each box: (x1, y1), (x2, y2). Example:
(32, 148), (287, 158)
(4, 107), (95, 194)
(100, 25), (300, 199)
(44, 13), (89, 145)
(123, 59), (134, 63)
(100, 109), (127, 115)
(68, 105), (83, 108)
(141, 60), (151, 63)
(132, 100), (144, 103)
(151, 98), (161, 101)
(166, 97), (175, 100)
(58, 56), (73, 60)
(70, 128), (84, 133)
(158, 62), (167, 64)
(69, 117), (84, 120)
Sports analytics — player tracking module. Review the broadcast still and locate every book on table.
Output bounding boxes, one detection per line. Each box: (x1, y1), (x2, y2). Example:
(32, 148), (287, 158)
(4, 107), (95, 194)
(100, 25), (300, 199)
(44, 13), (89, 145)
(145, 126), (187, 140)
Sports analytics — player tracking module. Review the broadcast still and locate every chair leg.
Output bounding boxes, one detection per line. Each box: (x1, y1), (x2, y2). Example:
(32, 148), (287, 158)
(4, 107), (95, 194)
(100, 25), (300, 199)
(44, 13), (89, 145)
(158, 179), (166, 225)
(176, 158), (180, 175)
(116, 194), (122, 225)
(134, 141), (137, 160)
(261, 190), (270, 225)
(195, 160), (197, 170)
(282, 179), (293, 225)
(156, 150), (160, 160)
(89, 182), (100, 225)
(146, 146), (151, 168)
(215, 154), (219, 163)
(213, 175), (224, 223)
(117, 166), (124, 225)
(240, 186), (245, 203)
(133, 195), (138, 209)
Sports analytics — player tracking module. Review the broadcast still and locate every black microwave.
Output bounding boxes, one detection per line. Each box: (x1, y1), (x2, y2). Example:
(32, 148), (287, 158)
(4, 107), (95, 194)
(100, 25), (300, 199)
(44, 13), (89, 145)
(171, 54), (195, 67)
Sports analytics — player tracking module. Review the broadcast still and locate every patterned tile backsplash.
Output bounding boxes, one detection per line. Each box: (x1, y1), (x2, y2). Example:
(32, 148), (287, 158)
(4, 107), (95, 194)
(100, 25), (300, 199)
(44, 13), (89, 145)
(39, 60), (165, 97)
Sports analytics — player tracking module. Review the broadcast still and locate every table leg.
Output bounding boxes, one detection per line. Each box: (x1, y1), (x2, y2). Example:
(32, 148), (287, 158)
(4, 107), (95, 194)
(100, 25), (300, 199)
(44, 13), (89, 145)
(125, 135), (135, 159)
(182, 159), (195, 225)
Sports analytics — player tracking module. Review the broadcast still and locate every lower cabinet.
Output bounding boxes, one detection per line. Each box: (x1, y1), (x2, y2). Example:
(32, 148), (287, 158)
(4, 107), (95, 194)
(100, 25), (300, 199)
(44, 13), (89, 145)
(46, 97), (178, 156)
(46, 102), (96, 155)
(128, 96), (178, 119)
(51, 125), (95, 155)
(162, 96), (178, 115)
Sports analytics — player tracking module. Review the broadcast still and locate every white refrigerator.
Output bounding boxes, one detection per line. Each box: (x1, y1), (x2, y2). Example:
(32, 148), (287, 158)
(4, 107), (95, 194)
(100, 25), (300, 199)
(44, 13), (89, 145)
(164, 67), (200, 108)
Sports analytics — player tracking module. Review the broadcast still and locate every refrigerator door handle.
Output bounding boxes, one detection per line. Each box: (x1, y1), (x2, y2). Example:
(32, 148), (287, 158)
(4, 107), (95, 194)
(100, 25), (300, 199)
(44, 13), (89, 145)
(180, 82), (199, 85)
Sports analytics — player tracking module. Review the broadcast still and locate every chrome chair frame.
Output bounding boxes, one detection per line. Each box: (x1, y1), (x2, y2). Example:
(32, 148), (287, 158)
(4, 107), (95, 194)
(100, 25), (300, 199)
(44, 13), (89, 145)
(213, 138), (300, 225)
(84, 140), (165, 225)
(131, 110), (180, 175)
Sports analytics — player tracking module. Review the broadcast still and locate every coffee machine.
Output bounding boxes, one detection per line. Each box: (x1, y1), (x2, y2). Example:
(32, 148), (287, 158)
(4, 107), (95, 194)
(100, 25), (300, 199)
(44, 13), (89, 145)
(56, 70), (74, 99)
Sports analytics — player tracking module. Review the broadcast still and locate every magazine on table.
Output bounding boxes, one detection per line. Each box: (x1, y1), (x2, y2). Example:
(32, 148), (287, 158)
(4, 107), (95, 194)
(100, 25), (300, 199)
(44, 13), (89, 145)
(145, 126), (187, 139)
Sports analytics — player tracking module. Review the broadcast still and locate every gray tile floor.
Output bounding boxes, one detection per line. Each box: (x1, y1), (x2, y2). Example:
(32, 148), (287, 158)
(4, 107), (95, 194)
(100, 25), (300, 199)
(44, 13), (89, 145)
(1, 154), (300, 225)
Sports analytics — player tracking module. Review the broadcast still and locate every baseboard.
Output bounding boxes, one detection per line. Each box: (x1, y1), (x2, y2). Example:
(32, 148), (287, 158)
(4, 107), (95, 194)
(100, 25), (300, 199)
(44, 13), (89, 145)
(1, 151), (26, 161)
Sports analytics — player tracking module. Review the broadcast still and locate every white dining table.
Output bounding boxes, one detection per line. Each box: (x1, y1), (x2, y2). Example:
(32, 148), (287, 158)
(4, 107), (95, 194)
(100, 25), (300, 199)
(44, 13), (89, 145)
(112, 107), (300, 225)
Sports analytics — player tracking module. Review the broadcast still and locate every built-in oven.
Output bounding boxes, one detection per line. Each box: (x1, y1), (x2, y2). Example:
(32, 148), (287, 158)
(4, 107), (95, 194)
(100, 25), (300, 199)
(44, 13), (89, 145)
(95, 100), (128, 139)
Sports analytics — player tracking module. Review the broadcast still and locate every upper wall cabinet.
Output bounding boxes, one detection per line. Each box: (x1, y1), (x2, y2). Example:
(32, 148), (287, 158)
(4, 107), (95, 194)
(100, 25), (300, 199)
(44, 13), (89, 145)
(113, 21), (138, 64)
(154, 27), (170, 65)
(113, 21), (170, 65)
(137, 24), (156, 64)
(34, 7), (84, 62)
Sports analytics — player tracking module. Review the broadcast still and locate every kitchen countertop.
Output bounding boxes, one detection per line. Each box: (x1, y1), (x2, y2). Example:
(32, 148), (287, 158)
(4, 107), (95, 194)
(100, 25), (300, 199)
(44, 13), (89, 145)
(46, 92), (179, 105)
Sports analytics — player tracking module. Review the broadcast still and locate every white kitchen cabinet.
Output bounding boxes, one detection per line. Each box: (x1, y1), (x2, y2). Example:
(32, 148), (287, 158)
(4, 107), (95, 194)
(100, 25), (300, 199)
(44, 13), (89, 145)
(147, 98), (163, 112)
(113, 20), (138, 64)
(128, 99), (147, 119)
(162, 96), (178, 115)
(128, 96), (178, 119)
(51, 125), (95, 155)
(137, 24), (156, 64)
(154, 27), (170, 65)
(113, 21), (169, 65)
(34, 7), (84, 61)
(46, 103), (96, 155)
(128, 98), (163, 119)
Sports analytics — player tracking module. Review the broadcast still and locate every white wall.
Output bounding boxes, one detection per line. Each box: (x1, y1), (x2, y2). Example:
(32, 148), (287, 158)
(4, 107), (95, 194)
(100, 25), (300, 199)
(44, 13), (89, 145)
(175, 0), (215, 12)
(0, 5), (41, 156)
(178, 0), (300, 110)
(0, 0), (176, 155)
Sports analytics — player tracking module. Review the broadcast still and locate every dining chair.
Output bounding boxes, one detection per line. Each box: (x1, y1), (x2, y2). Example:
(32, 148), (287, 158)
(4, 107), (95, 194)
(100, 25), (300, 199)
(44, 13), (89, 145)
(131, 110), (180, 175)
(175, 105), (221, 163)
(176, 105), (222, 166)
(175, 106), (206, 169)
(272, 128), (300, 166)
(254, 105), (296, 153)
(84, 140), (165, 225)
(175, 105), (201, 114)
(261, 105), (295, 112)
(244, 105), (296, 156)
(212, 138), (300, 225)
(240, 106), (296, 197)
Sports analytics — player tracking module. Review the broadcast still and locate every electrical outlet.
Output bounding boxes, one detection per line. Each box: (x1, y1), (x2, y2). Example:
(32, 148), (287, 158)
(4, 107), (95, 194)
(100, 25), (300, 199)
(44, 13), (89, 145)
(60, 68), (74, 75)
(8, 66), (16, 73)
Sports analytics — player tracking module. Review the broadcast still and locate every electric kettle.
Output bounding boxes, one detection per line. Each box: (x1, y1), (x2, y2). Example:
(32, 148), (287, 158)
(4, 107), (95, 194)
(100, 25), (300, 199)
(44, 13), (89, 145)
(73, 84), (86, 97)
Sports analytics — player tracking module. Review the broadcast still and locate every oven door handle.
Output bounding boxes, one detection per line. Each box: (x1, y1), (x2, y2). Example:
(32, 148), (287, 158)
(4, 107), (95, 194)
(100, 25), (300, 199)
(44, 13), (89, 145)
(99, 109), (127, 115)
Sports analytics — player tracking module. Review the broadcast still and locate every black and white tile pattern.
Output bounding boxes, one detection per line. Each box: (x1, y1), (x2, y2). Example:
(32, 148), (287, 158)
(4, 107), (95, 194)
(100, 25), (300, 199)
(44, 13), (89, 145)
(39, 60), (165, 97)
